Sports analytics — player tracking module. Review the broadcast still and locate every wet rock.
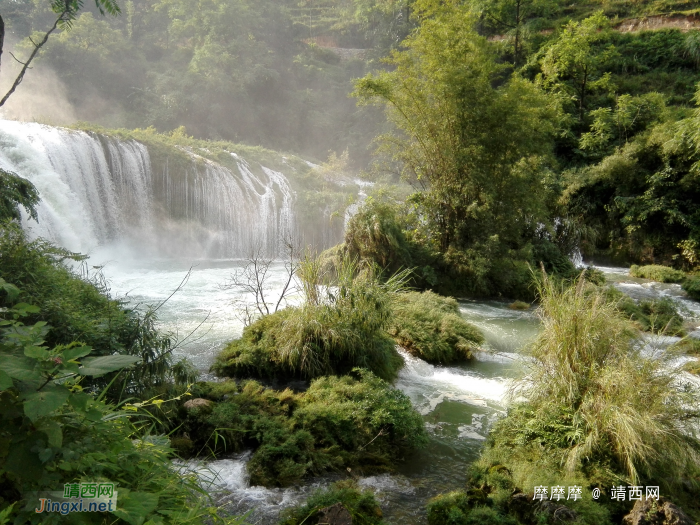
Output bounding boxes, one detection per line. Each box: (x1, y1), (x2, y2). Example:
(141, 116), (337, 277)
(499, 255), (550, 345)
(506, 492), (577, 524)
(621, 497), (693, 525)
(317, 502), (352, 525)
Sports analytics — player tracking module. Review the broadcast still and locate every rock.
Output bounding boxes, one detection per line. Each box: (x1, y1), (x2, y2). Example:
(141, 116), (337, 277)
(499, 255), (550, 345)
(506, 492), (577, 524)
(622, 497), (693, 525)
(317, 502), (352, 525)
(183, 398), (214, 412)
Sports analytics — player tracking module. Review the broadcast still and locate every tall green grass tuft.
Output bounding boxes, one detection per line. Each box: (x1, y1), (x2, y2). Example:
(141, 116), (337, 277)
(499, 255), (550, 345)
(386, 291), (483, 364)
(517, 274), (700, 485)
(682, 275), (700, 301)
(213, 259), (407, 381)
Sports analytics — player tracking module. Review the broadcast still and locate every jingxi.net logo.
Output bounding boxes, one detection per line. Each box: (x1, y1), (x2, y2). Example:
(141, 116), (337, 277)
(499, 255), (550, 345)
(33, 482), (118, 515)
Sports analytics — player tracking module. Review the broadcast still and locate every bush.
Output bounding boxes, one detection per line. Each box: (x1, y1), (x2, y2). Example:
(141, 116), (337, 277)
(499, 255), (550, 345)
(682, 275), (700, 301)
(0, 297), (241, 525)
(279, 480), (386, 525)
(212, 262), (404, 382)
(630, 264), (686, 283)
(386, 291), (483, 364)
(179, 371), (427, 486)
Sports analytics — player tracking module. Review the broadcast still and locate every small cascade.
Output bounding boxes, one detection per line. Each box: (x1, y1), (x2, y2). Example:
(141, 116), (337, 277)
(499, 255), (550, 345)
(0, 120), (298, 258)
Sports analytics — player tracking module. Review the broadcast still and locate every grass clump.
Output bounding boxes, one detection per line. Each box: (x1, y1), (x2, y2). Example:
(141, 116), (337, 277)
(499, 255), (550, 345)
(682, 275), (700, 301)
(179, 370), (427, 486)
(386, 291), (483, 364)
(279, 480), (386, 525)
(630, 264), (686, 283)
(458, 275), (700, 523)
(213, 259), (405, 382)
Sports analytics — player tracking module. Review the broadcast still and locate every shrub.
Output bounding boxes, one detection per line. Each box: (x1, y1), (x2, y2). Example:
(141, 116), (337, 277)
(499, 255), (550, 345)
(630, 264), (686, 283)
(386, 291), (483, 364)
(180, 371), (427, 487)
(682, 275), (700, 301)
(279, 480), (386, 525)
(0, 297), (241, 525)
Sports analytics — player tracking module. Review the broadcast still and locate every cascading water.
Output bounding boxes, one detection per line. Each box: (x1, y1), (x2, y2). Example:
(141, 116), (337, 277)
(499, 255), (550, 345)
(0, 120), (297, 258)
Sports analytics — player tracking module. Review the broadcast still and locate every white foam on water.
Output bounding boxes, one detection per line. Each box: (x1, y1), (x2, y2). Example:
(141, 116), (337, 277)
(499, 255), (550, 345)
(395, 350), (509, 415)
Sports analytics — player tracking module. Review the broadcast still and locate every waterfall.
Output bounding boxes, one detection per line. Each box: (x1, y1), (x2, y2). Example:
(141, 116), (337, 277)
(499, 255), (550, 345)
(0, 120), (297, 258)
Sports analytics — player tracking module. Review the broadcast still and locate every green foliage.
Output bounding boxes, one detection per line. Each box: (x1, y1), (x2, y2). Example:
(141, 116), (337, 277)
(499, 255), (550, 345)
(629, 264), (686, 282)
(279, 480), (386, 525)
(0, 297), (239, 525)
(0, 222), (194, 399)
(0, 171), (39, 222)
(180, 371), (427, 486)
(213, 262), (405, 382)
(386, 291), (483, 364)
(682, 275), (700, 300)
(538, 12), (618, 122)
(426, 491), (510, 525)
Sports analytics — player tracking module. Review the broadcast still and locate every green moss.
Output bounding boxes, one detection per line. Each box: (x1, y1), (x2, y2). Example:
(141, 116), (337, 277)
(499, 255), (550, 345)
(279, 480), (386, 525)
(179, 371), (427, 486)
(630, 264), (686, 283)
(387, 291), (483, 364)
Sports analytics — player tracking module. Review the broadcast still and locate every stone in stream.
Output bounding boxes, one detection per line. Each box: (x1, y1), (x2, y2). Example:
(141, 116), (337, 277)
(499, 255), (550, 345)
(317, 502), (352, 525)
(621, 497), (693, 525)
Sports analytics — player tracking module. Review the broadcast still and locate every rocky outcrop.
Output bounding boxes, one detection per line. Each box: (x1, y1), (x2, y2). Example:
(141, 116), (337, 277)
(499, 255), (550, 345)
(506, 492), (578, 524)
(622, 497), (693, 525)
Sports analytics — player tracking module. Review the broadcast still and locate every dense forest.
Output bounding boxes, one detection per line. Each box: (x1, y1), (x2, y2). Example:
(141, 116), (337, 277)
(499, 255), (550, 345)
(1, 0), (700, 524)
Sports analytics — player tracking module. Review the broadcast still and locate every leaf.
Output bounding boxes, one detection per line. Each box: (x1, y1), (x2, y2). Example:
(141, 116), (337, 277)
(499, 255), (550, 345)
(63, 345), (92, 361)
(79, 355), (141, 376)
(113, 492), (159, 525)
(0, 370), (12, 391)
(68, 392), (91, 411)
(36, 419), (63, 448)
(0, 355), (42, 382)
(23, 345), (49, 359)
(23, 386), (70, 421)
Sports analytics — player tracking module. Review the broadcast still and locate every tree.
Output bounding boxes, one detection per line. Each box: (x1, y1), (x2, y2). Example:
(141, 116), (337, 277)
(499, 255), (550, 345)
(538, 11), (617, 122)
(474, 0), (562, 67)
(354, 0), (558, 252)
(0, 0), (120, 107)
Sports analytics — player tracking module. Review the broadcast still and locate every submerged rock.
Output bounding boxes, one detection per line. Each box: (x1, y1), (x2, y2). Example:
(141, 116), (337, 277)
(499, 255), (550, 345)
(621, 497), (693, 525)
